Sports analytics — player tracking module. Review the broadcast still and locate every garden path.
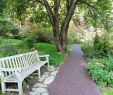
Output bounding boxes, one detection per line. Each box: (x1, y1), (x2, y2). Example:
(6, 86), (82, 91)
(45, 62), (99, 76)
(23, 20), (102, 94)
(47, 44), (102, 95)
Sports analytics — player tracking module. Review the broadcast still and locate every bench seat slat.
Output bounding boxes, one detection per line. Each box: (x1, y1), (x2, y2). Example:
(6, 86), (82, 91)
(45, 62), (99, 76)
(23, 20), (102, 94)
(21, 61), (47, 80)
(4, 61), (47, 82)
(5, 89), (19, 92)
(5, 74), (18, 82)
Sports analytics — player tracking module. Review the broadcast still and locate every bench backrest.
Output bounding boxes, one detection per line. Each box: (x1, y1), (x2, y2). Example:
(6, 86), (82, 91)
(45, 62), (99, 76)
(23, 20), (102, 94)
(24, 50), (40, 65)
(0, 50), (40, 79)
(0, 54), (26, 69)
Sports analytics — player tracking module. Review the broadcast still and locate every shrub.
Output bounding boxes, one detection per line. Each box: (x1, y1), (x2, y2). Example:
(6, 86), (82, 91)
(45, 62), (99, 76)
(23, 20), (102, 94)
(38, 27), (54, 43)
(0, 38), (2, 44)
(29, 27), (54, 43)
(23, 36), (36, 49)
(88, 56), (113, 87)
(10, 28), (20, 39)
(82, 34), (112, 58)
(0, 28), (5, 36)
(0, 92), (5, 95)
(81, 41), (96, 57)
(0, 19), (21, 38)
(0, 44), (18, 57)
(93, 34), (112, 57)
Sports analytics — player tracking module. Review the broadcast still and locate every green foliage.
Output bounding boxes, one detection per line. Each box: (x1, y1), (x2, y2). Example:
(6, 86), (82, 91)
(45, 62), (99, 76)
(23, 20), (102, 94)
(23, 27), (54, 43)
(81, 41), (95, 57)
(0, 37), (22, 45)
(0, 44), (18, 56)
(0, 19), (20, 38)
(93, 34), (112, 57)
(88, 56), (113, 87)
(0, 0), (7, 16)
(36, 27), (53, 43)
(0, 37), (27, 57)
(80, 0), (113, 32)
(0, 92), (5, 95)
(23, 36), (36, 49)
(102, 88), (113, 95)
(10, 28), (20, 38)
(82, 34), (112, 58)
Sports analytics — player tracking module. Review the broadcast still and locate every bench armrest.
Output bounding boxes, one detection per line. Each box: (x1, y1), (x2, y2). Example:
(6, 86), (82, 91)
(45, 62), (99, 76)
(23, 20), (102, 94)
(39, 54), (49, 60)
(39, 54), (49, 64)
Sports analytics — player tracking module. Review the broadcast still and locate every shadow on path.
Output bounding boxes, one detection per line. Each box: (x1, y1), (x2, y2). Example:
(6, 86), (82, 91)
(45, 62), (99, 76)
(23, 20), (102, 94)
(47, 44), (102, 95)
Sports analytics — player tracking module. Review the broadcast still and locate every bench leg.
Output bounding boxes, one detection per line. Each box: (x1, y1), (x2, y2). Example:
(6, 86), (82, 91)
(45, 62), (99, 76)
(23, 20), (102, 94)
(38, 68), (41, 78)
(18, 81), (23, 95)
(1, 82), (6, 93)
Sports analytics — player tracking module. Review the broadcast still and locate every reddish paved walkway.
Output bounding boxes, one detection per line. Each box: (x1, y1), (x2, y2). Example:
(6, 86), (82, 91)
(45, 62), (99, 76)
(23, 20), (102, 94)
(47, 45), (102, 95)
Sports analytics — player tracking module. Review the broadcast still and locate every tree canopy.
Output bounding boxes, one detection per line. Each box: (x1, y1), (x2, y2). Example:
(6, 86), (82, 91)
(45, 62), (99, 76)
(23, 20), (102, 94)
(0, 0), (113, 52)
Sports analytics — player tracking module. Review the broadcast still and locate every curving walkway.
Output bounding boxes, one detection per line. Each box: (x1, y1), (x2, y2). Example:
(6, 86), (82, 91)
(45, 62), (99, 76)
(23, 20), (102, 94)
(47, 44), (102, 95)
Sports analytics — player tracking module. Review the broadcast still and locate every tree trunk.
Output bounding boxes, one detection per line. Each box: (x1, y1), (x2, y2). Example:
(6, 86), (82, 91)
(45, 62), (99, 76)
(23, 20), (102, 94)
(40, 0), (79, 53)
(54, 33), (68, 53)
(53, 27), (63, 52)
(61, 35), (68, 52)
(55, 38), (62, 52)
(53, 26), (68, 53)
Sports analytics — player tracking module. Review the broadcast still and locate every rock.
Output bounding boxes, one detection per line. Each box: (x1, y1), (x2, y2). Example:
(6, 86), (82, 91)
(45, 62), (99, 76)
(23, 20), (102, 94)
(29, 66), (58, 95)
(48, 66), (55, 72)
(51, 70), (58, 76)
(6, 92), (19, 95)
(43, 76), (55, 85)
(34, 83), (47, 88)
(32, 88), (47, 93)
(30, 92), (40, 95)
(43, 72), (49, 77)
(41, 92), (49, 95)
(39, 74), (46, 82)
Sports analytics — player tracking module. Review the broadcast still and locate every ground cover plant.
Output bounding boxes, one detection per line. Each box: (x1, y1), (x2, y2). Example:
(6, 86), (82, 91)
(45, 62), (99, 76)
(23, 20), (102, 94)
(81, 33), (113, 95)
(88, 57), (113, 87)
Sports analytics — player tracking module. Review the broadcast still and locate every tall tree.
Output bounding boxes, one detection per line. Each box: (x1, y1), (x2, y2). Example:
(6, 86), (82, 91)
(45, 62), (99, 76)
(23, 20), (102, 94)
(37, 0), (79, 52)
(36, 0), (112, 52)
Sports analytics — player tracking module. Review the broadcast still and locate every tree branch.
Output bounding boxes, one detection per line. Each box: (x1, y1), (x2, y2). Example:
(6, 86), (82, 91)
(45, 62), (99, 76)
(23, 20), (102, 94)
(61, 0), (80, 35)
(66, 0), (75, 11)
(53, 0), (60, 32)
(54, 0), (60, 14)
(42, 0), (54, 26)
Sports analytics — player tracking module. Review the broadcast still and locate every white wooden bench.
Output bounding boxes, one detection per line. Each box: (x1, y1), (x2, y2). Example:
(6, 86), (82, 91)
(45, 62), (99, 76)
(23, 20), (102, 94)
(0, 50), (49, 95)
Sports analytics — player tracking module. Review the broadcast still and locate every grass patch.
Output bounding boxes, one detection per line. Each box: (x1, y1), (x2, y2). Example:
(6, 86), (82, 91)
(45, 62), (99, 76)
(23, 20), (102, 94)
(35, 43), (57, 53)
(101, 88), (113, 95)
(0, 37), (22, 46)
(0, 93), (5, 95)
(35, 43), (65, 66)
